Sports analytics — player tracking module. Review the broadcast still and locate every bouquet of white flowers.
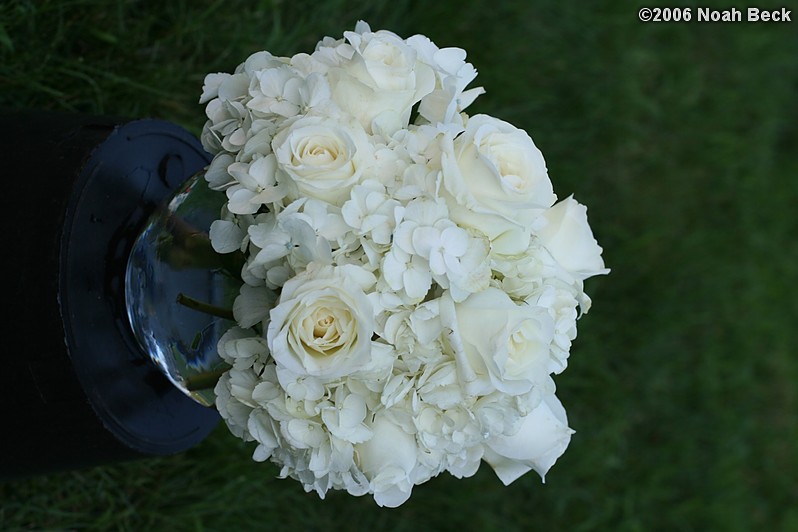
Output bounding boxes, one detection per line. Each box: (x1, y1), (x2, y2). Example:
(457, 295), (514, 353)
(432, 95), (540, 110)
(201, 21), (608, 507)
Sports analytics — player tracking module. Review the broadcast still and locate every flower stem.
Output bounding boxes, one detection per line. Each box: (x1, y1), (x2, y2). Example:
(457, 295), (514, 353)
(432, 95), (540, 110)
(176, 293), (235, 321)
(184, 368), (230, 392)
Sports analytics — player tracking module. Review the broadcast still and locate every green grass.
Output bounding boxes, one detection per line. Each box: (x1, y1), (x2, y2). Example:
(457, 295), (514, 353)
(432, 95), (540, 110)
(2, 0), (797, 529)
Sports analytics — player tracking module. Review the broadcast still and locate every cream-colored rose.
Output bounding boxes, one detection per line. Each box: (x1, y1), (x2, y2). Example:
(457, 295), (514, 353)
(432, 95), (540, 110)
(441, 287), (554, 397)
(536, 195), (609, 281)
(324, 21), (435, 133)
(440, 114), (556, 254)
(272, 115), (372, 206)
(355, 410), (418, 507)
(483, 393), (574, 484)
(267, 264), (375, 379)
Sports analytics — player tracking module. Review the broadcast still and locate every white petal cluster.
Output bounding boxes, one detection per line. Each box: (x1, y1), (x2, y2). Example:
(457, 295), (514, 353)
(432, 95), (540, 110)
(203, 21), (608, 507)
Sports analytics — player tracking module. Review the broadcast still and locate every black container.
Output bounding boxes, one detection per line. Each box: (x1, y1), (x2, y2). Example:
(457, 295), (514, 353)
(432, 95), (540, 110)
(1, 111), (220, 479)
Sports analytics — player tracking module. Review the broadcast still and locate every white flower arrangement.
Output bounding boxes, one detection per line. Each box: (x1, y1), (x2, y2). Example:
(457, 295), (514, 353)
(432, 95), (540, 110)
(201, 21), (608, 507)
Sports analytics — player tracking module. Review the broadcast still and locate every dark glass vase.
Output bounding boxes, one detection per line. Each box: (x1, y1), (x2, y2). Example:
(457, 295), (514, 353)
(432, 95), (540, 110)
(0, 111), (221, 479)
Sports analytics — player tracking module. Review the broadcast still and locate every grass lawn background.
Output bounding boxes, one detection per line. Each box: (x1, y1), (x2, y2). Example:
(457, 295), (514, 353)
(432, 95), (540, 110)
(1, 0), (796, 529)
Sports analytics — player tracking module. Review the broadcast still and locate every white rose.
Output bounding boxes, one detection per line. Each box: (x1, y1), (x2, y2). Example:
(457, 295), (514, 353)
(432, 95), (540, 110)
(527, 282), (581, 375)
(536, 195), (609, 281)
(441, 287), (554, 396)
(267, 264), (376, 379)
(483, 393), (574, 484)
(324, 21), (435, 132)
(272, 115), (372, 206)
(355, 410), (418, 507)
(440, 114), (556, 254)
